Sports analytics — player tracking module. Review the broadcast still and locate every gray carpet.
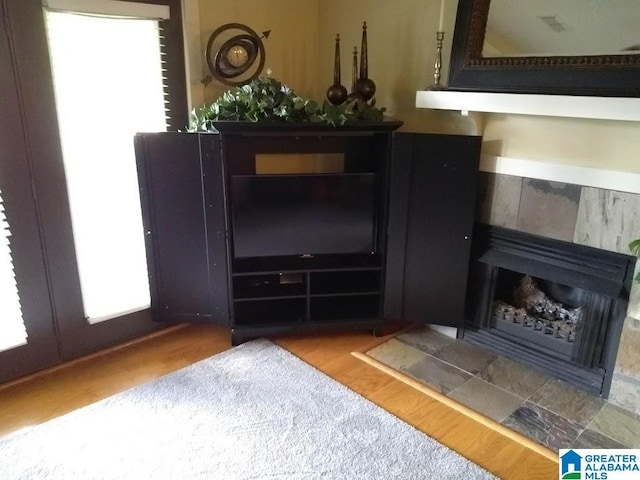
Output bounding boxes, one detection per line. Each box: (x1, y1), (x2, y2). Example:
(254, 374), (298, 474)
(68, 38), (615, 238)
(0, 339), (496, 479)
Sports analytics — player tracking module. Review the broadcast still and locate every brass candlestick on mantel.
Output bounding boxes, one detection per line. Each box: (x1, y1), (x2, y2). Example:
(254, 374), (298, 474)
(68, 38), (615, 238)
(326, 34), (348, 105)
(426, 31), (445, 90)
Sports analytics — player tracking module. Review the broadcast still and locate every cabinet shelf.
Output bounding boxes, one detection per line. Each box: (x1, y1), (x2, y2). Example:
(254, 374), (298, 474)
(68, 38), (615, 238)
(230, 172), (376, 178)
(233, 272), (306, 299)
(231, 265), (381, 276)
(309, 291), (381, 298)
(233, 254), (382, 274)
(234, 295), (307, 302)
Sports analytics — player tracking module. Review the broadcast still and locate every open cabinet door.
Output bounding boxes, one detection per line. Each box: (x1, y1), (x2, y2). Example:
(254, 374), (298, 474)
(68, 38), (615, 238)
(134, 133), (231, 327)
(385, 132), (481, 328)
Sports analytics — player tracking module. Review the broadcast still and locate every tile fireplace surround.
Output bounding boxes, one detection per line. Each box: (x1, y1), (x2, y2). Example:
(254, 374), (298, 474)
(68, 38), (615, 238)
(415, 91), (640, 417)
(475, 172), (640, 415)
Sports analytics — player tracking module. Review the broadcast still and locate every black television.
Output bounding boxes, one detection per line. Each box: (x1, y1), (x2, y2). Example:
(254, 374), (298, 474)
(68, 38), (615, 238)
(230, 173), (377, 259)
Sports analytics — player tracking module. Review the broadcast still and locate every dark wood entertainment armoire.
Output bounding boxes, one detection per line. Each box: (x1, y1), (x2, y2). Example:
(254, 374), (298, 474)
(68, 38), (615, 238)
(134, 123), (481, 344)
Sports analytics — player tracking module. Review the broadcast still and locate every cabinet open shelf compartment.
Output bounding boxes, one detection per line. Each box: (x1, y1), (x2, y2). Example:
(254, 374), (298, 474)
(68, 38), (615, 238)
(232, 272), (306, 299)
(230, 258), (383, 327)
(310, 269), (381, 295)
(311, 295), (380, 321)
(233, 298), (306, 325)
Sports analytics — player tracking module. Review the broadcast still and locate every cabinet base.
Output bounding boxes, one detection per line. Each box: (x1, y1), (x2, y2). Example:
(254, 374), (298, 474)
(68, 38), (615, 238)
(231, 319), (385, 346)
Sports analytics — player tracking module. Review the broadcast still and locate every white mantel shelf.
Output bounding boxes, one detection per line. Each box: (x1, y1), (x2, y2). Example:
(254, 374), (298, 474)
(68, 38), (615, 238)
(415, 90), (640, 122)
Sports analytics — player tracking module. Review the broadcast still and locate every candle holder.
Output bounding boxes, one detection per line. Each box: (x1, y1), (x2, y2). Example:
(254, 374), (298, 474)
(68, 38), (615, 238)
(426, 31), (445, 90)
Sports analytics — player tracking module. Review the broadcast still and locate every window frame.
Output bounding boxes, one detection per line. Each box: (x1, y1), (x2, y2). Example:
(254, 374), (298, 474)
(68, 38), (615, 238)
(0, 0), (188, 379)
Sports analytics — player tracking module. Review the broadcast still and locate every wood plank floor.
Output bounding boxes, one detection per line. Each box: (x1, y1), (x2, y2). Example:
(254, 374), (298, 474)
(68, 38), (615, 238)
(0, 323), (558, 479)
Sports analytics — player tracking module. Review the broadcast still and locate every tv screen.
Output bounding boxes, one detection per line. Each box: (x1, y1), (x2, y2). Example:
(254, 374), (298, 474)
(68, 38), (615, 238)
(231, 174), (376, 258)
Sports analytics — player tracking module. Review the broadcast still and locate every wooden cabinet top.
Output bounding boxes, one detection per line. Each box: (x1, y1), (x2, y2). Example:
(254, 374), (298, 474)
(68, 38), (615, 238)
(208, 120), (403, 135)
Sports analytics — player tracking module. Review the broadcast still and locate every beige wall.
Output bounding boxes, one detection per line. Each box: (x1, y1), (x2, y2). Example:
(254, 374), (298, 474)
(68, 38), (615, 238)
(183, 1), (639, 173)
(182, 0), (204, 110)
(316, 0), (469, 134)
(317, 0), (442, 116)
(194, 0), (320, 105)
(481, 115), (640, 174)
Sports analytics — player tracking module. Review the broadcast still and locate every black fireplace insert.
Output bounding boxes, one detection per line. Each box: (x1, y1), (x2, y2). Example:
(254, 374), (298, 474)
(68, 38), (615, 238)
(464, 224), (636, 397)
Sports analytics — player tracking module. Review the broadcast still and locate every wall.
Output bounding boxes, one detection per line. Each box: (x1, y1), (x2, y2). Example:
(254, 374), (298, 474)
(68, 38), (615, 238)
(181, 0), (204, 110)
(482, 115), (640, 174)
(190, 0), (320, 107)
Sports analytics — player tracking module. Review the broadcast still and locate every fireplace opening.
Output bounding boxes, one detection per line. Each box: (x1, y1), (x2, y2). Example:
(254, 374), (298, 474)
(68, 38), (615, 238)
(493, 274), (583, 357)
(464, 225), (636, 397)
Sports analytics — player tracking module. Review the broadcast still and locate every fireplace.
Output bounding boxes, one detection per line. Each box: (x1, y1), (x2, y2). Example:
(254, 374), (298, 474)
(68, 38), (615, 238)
(464, 224), (636, 397)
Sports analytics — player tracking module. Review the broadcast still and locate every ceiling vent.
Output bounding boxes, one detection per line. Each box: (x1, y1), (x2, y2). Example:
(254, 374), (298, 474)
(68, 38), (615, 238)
(538, 15), (568, 33)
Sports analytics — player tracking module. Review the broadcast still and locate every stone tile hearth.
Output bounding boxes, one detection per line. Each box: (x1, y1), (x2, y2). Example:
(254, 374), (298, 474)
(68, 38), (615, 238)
(502, 401), (583, 451)
(366, 326), (640, 451)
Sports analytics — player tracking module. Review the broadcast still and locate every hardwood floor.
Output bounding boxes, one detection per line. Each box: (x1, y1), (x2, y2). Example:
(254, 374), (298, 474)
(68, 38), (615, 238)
(0, 323), (558, 479)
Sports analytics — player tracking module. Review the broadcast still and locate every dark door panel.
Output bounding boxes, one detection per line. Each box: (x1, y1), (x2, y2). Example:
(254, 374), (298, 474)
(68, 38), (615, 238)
(0, 0), (169, 382)
(0, 3), (59, 381)
(386, 132), (481, 327)
(134, 133), (230, 326)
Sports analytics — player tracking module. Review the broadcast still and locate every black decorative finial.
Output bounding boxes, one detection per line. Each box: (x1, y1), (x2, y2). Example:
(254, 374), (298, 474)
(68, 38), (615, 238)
(326, 33), (348, 105)
(356, 21), (376, 102)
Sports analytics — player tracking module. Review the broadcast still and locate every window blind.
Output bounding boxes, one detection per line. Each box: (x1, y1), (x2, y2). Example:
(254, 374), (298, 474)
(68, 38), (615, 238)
(42, 0), (169, 20)
(44, 6), (168, 323)
(0, 189), (27, 353)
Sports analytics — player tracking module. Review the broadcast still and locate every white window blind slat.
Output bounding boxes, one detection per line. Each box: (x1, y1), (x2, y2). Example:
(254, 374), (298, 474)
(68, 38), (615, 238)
(0, 191), (28, 353)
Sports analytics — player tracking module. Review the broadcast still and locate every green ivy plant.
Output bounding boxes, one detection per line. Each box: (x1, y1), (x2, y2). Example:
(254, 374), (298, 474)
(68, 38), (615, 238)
(631, 238), (640, 282)
(187, 75), (386, 132)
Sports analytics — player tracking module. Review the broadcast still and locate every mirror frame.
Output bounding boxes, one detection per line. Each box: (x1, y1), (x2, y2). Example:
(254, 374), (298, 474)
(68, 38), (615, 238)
(447, 0), (640, 97)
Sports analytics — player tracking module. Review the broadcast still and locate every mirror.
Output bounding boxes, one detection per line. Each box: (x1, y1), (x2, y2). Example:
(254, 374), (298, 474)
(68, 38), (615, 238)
(485, 0), (640, 57)
(447, 0), (640, 96)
